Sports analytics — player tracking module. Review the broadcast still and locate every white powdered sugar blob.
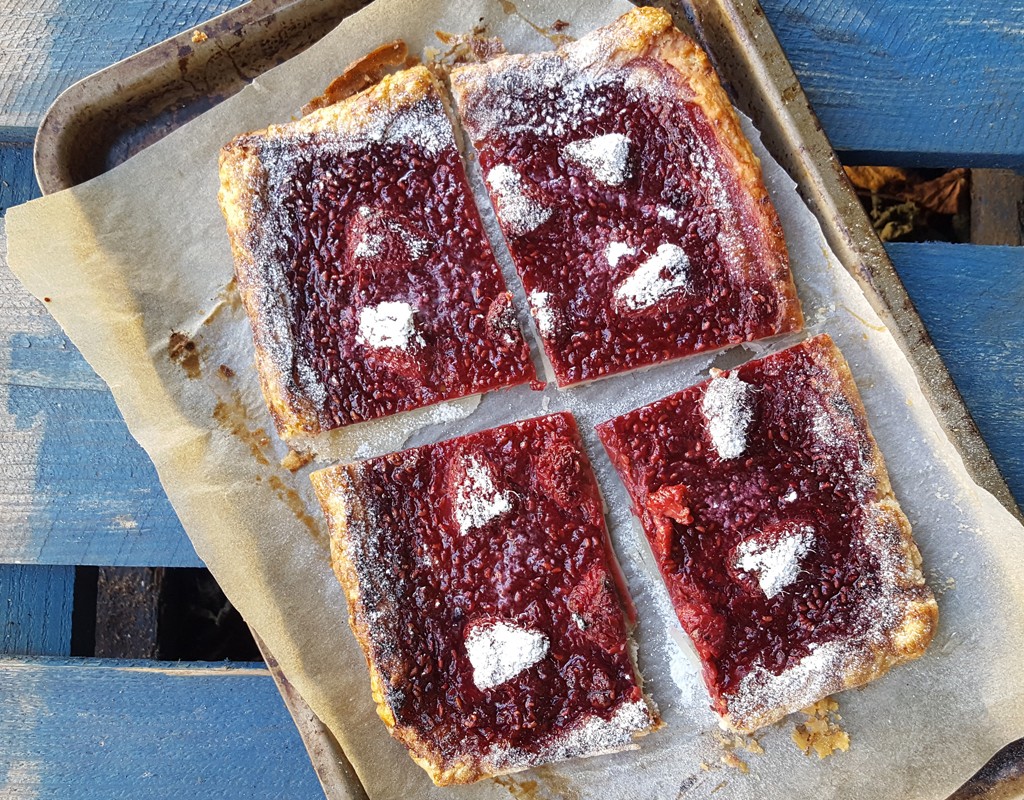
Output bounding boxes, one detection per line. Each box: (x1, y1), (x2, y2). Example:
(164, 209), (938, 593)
(735, 525), (815, 598)
(701, 372), (754, 460)
(353, 232), (384, 259)
(783, 488), (799, 504)
(528, 291), (556, 337)
(357, 301), (419, 351)
(605, 241), (636, 268)
(453, 456), (512, 534)
(657, 205), (678, 221)
(563, 133), (631, 186)
(486, 165), (552, 236)
(465, 621), (549, 690)
(614, 243), (691, 311)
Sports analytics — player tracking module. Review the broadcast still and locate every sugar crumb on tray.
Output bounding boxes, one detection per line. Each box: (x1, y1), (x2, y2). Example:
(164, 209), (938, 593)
(792, 698), (850, 758)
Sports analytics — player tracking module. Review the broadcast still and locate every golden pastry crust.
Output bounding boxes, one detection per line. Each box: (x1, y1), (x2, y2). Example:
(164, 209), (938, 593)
(450, 6), (803, 337)
(310, 415), (660, 785)
(720, 335), (938, 732)
(218, 66), (447, 440)
(310, 465), (480, 785)
(300, 40), (410, 116)
(219, 64), (536, 439)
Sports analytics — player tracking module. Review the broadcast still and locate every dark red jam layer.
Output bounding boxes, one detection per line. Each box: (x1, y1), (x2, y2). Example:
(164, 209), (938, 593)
(252, 102), (534, 430)
(463, 63), (798, 386)
(346, 412), (644, 763)
(596, 336), (885, 713)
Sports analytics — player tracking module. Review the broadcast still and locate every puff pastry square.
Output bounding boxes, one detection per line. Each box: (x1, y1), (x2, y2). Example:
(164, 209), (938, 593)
(219, 65), (535, 440)
(596, 334), (938, 732)
(450, 8), (803, 387)
(311, 412), (659, 785)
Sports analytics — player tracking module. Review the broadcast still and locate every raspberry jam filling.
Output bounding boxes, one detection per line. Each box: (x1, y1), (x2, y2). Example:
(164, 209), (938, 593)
(252, 118), (534, 430)
(459, 62), (798, 386)
(341, 413), (649, 763)
(597, 337), (887, 714)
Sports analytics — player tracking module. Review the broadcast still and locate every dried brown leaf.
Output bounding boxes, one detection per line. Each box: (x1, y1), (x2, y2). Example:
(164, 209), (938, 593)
(907, 168), (969, 215)
(844, 165), (912, 195)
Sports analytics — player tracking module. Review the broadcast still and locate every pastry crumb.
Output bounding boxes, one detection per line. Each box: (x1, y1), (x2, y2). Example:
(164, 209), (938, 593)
(217, 364), (235, 380)
(720, 751), (748, 773)
(281, 449), (314, 472)
(792, 698), (850, 758)
(191, 29), (207, 43)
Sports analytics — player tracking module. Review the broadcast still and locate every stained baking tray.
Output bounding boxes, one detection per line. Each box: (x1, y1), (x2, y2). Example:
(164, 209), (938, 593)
(32, 0), (1023, 797)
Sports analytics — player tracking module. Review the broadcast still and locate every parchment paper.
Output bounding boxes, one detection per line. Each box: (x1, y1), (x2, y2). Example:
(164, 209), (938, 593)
(7, 1), (1024, 798)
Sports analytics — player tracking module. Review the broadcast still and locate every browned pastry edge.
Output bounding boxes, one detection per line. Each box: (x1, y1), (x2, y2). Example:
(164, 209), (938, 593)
(301, 40), (411, 116)
(720, 334), (938, 732)
(450, 6), (804, 336)
(310, 439), (661, 785)
(217, 66), (447, 441)
(309, 465), (483, 785)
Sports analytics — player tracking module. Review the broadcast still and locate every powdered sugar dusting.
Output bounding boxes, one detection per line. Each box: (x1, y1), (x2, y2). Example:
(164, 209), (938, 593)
(728, 640), (847, 725)
(657, 205), (678, 221)
(605, 240), (636, 268)
(227, 84), (458, 424)
(701, 372), (754, 460)
(485, 698), (654, 770)
(529, 290), (556, 337)
(354, 232), (384, 259)
(486, 165), (551, 236)
(465, 620), (549, 690)
(563, 133), (631, 185)
(357, 301), (420, 351)
(401, 230), (430, 260)
(735, 525), (815, 598)
(613, 243), (690, 311)
(453, 456), (512, 534)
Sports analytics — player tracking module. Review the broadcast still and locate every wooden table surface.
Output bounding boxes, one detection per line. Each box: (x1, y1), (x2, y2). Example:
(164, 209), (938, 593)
(1, 0), (1022, 797)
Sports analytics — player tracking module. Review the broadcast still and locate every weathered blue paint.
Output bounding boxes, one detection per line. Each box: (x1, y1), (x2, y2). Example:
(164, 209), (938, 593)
(1, 0), (239, 137)
(5, 363), (201, 567)
(0, 156), (200, 567)
(0, 143), (39, 215)
(764, 1), (1024, 167)
(0, 657), (324, 798)
(887, 242), (1024, 505)
(2, 0), (1024, 164)
(0, 565), (73, 655)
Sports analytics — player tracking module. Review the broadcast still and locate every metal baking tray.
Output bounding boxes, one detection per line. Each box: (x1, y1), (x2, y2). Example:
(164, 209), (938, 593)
(32, 0), (1023, 797)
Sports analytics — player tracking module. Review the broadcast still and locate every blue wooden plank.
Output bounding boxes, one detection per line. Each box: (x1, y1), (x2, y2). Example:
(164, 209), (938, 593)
(0, 143), (40, 215)
(0, 0), (239, 137)
(886, 242), (1024, 505)
(0, 0), (1021, 164)
(0, 657), (324, 798)
(762, 0), (1024, 167)
(0, 565), (73, 655)
(1, 194), (200, 567)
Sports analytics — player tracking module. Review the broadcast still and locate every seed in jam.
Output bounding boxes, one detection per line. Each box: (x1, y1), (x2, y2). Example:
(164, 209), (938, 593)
(596, 334), (937, 732)
(218, 66), (536, 439)
(450, 8), (803, 387)
(310, 412), (659, 784)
